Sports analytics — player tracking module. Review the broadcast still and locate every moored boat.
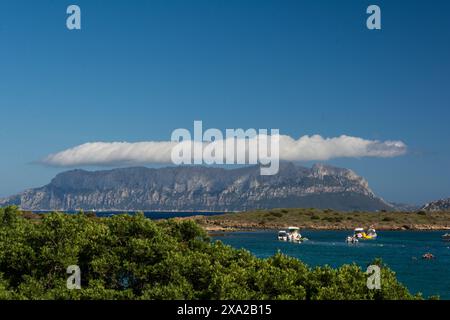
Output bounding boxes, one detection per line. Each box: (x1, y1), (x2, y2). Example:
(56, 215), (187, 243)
(278, 227), (308, 243)
(345, 236), (359, 244)
(278, 230), (288, 241)
(442, 233), (450, 241)
(367, 227), (378, 239)
(422, 253), (435, 260)
(354, 227), (377, 240)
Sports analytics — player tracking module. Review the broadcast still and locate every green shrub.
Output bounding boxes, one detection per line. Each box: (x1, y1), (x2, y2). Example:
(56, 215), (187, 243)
(270, 212), (283, 218)
(321, 217), (343, 223)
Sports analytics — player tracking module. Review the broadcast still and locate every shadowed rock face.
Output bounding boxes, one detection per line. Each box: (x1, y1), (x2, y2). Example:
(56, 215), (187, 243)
(0, 163), (393, 212)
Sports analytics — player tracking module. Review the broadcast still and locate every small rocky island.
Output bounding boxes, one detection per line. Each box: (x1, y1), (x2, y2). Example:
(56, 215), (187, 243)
(186, 208), (450, 232)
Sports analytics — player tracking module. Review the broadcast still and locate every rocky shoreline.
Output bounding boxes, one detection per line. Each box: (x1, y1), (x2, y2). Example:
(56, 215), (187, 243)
(198, 220), (450, 232)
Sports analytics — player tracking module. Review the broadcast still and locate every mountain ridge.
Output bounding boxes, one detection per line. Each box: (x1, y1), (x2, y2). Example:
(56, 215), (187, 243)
(421, 197), (450, 212)
(0, 163), (394, 212)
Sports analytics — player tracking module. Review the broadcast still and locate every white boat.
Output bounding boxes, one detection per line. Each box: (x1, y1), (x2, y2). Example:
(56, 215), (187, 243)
(354, 227), (377, 240)
(442, 233), (450, 241)
(278, 230), (288, 241)
(354, 228), (365, 239)
(367, 227), (378, 239)
(345, 236), (359, 244)
(288, 227), (302, 242)
(278, 227), (308, 243)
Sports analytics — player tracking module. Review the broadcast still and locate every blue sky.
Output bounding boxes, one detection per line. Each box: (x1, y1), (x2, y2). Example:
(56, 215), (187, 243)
(0, 0), (449, 204)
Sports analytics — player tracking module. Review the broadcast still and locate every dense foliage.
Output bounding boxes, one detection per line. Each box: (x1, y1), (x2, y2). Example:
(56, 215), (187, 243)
(0, 206), (417, 300)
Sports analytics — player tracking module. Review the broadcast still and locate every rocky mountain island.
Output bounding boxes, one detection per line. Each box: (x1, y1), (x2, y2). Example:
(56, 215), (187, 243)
(0, 163), (394, 212)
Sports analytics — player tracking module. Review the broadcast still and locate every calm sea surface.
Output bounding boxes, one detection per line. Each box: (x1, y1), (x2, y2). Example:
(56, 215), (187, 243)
(214, 230), (450, 299)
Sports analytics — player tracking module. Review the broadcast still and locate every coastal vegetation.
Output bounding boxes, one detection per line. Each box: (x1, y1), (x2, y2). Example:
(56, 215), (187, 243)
(0, 206), (418, 300)
(192, 208), (450, 231)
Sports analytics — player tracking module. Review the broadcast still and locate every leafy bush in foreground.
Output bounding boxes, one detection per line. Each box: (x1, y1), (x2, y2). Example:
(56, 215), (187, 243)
(0, 206), (417, 300)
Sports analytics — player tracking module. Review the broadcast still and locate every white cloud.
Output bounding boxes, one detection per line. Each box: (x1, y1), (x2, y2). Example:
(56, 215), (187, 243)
(42, 134), (407, 167)
(278, 135), (407, 161)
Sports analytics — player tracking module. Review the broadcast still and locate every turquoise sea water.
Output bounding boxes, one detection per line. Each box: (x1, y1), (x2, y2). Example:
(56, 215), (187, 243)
(214, 230), (450, 299)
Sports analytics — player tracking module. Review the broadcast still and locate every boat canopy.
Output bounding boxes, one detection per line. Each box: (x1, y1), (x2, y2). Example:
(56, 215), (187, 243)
(288, 227), (300, 231)
(354, 228), (365, 232)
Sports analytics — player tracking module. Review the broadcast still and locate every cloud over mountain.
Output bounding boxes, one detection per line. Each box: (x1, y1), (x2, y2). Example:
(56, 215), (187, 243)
(41, 134), (407, 167)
